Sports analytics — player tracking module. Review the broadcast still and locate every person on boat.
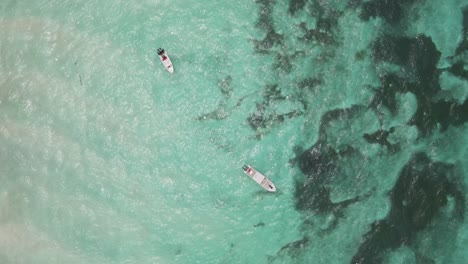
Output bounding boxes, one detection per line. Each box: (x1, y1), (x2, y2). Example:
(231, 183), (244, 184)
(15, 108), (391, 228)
(157, 48), (165, 56)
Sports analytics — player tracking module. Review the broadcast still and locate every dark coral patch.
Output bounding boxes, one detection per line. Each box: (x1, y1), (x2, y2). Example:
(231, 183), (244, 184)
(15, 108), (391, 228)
(297, 77), (322, 91)
(298, 22), (336, 46)
(297, 2), (342, 46)
(360, 0), (403, 23)
(455, 6), (468, 56)
(363, 127), (400, 153)
(366, 22), (468, 137)
(288, 0), (307, 16)
(447, 61), (468, 80)
(297, 143), (338, 183)
(279, 236), (309, 253)
(263, 84), (286, 103)
(296, 106), (364, 176)
(369, 74), (408, 114)
(408, 96), (468, 137)
(369, 71), (468, 137)
(371, 34), (441, 87)
(253, 0), (284, 53)
(295, 77), (322, 110)
(246, 102), (303, 139)
(294, 106), (368, 222)
(368, 34), (468, 136)
(359, 0), (419, 24)
(318, 105), (365, 137)
(351, 153), (465, 264)
(295, 183), (368, 216)
(347, 0), (362, 9)
(252, 31), (284, 53)
(244, 84), (304, 138)
(354, 50), (366, 61)
(273, 52), (294, 73)
(269, 236), (310, 261)
(425, 99), (468, 131)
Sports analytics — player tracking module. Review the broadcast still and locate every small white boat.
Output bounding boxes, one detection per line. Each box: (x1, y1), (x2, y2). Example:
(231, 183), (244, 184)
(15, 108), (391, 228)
(157, 48), (173, 73)
(242, 165), (276, 192)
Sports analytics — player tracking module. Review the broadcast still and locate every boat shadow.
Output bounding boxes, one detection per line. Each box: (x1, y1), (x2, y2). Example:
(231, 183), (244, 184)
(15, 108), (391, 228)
(251, 188), (283, 198)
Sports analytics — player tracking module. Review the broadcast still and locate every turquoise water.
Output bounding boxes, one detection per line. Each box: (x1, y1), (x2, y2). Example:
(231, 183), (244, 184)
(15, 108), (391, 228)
(0, 0), (467, 263)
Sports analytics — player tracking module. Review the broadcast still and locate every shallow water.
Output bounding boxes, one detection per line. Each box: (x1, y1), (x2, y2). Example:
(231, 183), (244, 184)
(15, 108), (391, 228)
(0, 0), (467, 263)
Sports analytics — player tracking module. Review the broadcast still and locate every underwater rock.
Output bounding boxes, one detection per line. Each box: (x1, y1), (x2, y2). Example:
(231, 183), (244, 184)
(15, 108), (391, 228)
(253, 221), (265, 228)
(218, 75), (233, 98)
(197, 107), (229, 121)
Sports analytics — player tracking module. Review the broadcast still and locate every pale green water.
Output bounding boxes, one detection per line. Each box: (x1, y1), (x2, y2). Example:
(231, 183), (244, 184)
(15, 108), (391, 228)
(1, 0), (467, 263)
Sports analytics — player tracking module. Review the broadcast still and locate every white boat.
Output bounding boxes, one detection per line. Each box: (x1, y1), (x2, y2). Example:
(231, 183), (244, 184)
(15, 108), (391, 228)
(242, 165), (276, 192)
(157, 48), (173, 73)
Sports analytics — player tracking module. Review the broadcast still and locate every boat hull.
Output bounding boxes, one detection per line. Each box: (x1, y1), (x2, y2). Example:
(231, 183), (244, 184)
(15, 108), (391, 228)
(242, 165), (276, 192)
(157, 48), (174, 73)
(159, 55), (173, 73)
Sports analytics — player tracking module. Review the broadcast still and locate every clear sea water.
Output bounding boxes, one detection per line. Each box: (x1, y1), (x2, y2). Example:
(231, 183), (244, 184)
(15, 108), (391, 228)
(1, 0), (467, 263)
